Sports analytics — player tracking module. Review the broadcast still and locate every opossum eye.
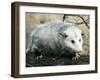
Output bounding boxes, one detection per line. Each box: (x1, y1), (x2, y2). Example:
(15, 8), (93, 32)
(63, 34), (68, 38)
(59, 33), (68, 38)
(71, 40), (75, 44)
(79, 39), (81, 42)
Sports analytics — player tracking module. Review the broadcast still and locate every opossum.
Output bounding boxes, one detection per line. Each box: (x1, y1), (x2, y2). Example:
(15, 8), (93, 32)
(26, 21), (83, 60)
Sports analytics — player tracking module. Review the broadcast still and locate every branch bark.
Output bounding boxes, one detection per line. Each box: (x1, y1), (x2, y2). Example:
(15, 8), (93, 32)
(78, 15), (89, 29)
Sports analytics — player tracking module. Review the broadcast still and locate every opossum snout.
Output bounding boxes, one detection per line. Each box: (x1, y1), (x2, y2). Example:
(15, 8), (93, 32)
(74, 51), (82, 55)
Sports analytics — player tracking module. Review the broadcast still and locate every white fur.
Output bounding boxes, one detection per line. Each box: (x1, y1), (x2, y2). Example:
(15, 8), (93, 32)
(63, 26), (83, 53)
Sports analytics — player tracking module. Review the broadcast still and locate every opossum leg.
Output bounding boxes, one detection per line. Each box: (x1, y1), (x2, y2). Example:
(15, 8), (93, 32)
(26, 44), (37, 54)
(72, 52), (80, 61)
(26, 38), (34, 54)
(33, 49), (43, 59)
(26, 48), (30, 54)
(36, 54), (43, 59)
(52, 58), (56, 60)
(26, 42), (43, 58)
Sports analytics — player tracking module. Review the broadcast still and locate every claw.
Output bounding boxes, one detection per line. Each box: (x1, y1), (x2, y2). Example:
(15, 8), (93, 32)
(36, 55), (43, 59)
(72, 52), (80, 61)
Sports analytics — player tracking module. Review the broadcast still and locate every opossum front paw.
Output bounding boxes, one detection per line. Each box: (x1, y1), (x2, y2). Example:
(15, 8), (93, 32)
(36, 55), (43, 59)
(72, 53), (80, 61)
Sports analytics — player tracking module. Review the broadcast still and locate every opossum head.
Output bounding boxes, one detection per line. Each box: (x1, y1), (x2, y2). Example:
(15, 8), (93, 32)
(59, 26), (83, 55)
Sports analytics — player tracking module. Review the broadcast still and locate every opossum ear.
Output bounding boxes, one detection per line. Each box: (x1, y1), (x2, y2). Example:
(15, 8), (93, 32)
(59, 32), (68, 38)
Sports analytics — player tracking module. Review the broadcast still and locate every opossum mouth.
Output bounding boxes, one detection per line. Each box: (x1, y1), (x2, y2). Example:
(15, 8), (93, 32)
(73, 51), (82, 56)
(66, 47), (82, 55)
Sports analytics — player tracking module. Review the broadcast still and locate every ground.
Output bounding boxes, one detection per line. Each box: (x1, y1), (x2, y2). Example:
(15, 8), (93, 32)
(26, 53), (89, 67)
